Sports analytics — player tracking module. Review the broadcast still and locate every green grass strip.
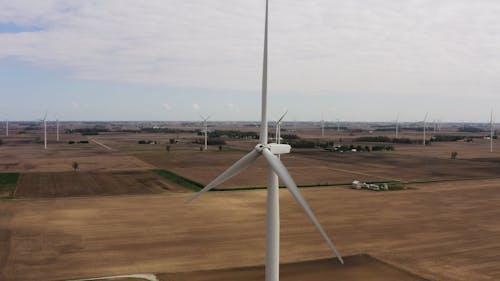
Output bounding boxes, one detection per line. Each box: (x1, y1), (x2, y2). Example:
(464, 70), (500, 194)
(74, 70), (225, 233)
(0, 173), (20, 198)
(151, 169), (203, 192)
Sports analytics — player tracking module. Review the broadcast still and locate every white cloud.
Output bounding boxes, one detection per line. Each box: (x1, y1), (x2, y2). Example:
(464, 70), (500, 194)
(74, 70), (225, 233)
(1, 0), (500, 98)
(192, 103), (200, 111)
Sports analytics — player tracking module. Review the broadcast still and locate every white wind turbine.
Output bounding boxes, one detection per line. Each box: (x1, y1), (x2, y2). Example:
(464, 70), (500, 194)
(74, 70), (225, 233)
(422, 112), (428, 146)
(320, 114), (325, 137)
(38, 113), (48, 150)
(4, 119), (8, 137)
(199, 114), (210, 151)
(187, 1), (343, 281)
(275, 110), (288, 145)
(395, 113), (399, 138)
(56, 117), (60, 142)
(490, 110), (494, 153)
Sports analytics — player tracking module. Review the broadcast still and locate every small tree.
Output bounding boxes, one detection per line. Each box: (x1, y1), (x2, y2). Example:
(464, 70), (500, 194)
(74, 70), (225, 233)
(199, 146), (203, 151)
(169, 138), (175, 144)
(166, 145), (171, 152)
(72, 161), (79, 172)
(451, 151), (458, 159)
(219, 145), (223, 151)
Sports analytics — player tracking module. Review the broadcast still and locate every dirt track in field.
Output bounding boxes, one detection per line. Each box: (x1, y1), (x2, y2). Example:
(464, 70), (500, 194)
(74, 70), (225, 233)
(14, 171), (184, 198)
(1, 179), (500, 281)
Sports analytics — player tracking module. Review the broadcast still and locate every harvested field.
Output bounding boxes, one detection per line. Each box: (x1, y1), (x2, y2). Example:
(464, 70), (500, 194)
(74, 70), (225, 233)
(135, 148), (500, 189)
(1, 178), (500, 280)
(293, 150), (500, 181)
(159, 255), (426, 281)
(0, 134), (155, 173)
(14, 171), (184, 198)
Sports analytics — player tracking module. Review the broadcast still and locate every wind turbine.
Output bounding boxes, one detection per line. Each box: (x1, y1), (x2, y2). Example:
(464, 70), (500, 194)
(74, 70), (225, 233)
(422, 112), (428, 146)
(490, 110), (494, 153)
(275, 110), (288, 145)
(187, 1), (343, 281)
(395, 113), (399, 138)
(320, 114), (325, 137)
(199, 114), (210, 151)
(56, 118), (60, 142)
(39, 112), (48, 150)
(5, 119), (8, 137)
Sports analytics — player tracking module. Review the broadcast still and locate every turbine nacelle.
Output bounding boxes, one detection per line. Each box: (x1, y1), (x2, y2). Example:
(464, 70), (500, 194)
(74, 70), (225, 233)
(255, 143), (291, 155)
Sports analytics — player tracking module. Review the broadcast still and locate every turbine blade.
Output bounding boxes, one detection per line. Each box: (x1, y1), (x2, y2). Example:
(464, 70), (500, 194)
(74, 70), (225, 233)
(187, 149), (260, 203)
(261, 148), (344, 264)
(259, 0), (269, 144)
(277, 110), (288, 123)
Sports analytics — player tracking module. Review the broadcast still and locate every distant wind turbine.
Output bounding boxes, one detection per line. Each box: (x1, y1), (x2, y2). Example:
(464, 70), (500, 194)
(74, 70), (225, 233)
(275, 110), (288, 145)
(39, 112), (48, 149)
(187, 1), (343, 281)
(395, 113), (399, 138)
(199, 114), (210, 151)
(56, 118), (60, 142)
(490, 110), (494, 153)
(320, 114), (325, 137)
(423, 112), (428, 146)
(5, 119), (8, 137)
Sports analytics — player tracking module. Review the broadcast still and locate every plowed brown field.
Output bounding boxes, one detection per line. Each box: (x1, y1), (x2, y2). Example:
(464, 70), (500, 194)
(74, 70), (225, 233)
(14, 171), (183, 198)
(1, 179), (500, 281)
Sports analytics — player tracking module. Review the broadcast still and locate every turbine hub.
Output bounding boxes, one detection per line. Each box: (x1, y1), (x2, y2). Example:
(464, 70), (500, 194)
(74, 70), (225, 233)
(255, 144), (266, 152)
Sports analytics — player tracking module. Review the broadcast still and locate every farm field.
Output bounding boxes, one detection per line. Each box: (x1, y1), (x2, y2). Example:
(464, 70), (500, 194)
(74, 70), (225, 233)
(1, 178), (500, 281)
(14, 170), (184, 198)
(134, 146), (500, 189)
(159, 255), (425, 281)
(0, 133), (155, 173)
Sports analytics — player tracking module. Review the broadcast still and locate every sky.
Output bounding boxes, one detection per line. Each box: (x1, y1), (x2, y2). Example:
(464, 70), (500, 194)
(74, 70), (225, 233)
(1, 0), (500, 122)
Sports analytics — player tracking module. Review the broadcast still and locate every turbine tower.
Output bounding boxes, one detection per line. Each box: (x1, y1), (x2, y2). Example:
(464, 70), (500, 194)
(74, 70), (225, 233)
(320, 114), (325, 137)
(395, 113), (399, 138)
(5, 119), (8, 137)
(422, 112), (428, 146)
(275, 110), (288, 145)
(199, 114), (210, 151)
(490, 110), (494, 153)
(187, 2), (343, 281)
(56, 118), (60, 142)
(39, 112), (48, 150)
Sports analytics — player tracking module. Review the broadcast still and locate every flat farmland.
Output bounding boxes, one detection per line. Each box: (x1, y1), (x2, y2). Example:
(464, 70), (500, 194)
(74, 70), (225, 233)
(135, 148), (500, 189)
(388, 139), (500, 161)
(136, 150), (378, 188)
(160, 255), (426, 281)
(0, 134), (155, 173)
(1, 179), (500, 280)
(14, 170), (184, 198)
